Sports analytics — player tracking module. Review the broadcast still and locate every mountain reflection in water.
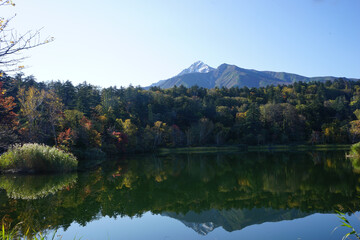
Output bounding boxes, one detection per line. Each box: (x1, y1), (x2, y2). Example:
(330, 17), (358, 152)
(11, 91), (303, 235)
(0, 150), (359, 236)
(162, 208), (309, 235)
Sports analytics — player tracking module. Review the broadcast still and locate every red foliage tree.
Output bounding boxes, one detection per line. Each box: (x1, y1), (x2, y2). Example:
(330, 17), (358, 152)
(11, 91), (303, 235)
(0, 80), (18, 128)
(0, 80), (19, 151)
(57, 128), (75, 151)
(112, 131), (128, 152)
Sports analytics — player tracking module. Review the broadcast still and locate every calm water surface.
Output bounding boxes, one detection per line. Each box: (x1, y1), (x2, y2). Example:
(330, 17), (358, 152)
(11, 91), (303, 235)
(1, 151), (360, 239)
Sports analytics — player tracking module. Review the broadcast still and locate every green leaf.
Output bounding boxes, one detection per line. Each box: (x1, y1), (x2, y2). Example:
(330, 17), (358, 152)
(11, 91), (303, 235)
(341, 223), (353, 228)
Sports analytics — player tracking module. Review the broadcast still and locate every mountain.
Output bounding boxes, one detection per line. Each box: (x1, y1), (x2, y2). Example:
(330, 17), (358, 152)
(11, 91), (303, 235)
(147, 62), (346, 89)
(162, 208), (311, 235)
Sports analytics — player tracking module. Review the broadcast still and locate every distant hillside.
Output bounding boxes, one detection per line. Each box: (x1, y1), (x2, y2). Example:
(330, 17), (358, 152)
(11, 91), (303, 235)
(147, 62), (346, 89)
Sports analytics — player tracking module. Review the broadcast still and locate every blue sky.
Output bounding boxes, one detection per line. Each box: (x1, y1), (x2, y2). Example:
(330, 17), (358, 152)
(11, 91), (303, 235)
(3, 0), (360, 87)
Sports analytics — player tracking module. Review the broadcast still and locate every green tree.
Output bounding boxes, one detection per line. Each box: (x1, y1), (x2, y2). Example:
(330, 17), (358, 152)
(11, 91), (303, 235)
(198, 117), (214, 144)
(44, 90), (64, 145)
(152, 121), (170, 147)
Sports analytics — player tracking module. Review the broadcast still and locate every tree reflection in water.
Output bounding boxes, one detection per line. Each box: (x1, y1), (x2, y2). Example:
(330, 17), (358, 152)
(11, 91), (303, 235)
(0, 150), (359, 234)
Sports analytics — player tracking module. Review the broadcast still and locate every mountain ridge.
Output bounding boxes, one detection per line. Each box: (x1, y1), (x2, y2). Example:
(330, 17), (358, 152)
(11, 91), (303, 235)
(147, 62), (350, 89)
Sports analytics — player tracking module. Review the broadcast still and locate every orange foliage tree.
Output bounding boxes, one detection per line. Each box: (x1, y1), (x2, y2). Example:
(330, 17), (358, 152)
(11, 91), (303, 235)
(0, 80), (19, 151)
(0, 81), (17, 127)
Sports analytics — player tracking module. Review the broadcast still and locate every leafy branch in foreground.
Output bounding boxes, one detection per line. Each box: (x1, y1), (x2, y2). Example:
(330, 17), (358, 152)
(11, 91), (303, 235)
(336, 211), (360, 240)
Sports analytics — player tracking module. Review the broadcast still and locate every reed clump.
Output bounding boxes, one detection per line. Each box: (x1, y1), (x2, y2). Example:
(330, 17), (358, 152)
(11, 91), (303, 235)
(0, 143), (77, 173)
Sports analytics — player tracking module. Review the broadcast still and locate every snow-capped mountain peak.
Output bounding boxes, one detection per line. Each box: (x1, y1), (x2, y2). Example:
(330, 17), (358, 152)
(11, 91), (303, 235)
(177, 61), (215, 76)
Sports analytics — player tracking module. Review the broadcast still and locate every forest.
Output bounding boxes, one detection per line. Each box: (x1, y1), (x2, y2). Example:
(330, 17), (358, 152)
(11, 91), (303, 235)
(1, 73), (360, 158)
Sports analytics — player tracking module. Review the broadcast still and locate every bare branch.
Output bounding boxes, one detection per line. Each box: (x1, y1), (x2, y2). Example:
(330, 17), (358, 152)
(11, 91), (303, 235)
(0, 2), (53, 72)
(0, 0), (15, 7)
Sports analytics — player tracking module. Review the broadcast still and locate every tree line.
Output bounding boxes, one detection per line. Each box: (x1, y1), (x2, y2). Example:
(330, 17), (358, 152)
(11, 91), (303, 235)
(1, 73), (360, 156)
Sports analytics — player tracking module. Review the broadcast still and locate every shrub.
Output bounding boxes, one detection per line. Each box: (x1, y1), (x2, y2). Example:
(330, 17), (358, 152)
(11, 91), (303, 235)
(349, 142), (360, 173)
(0, 143), (78, 173)
(351, 142), (360, 157)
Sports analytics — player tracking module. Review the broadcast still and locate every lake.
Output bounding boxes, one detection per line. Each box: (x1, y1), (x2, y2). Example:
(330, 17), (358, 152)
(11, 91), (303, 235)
(1, 150), (360, 239)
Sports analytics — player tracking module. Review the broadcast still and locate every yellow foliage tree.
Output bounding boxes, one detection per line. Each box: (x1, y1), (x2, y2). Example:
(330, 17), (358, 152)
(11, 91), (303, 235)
(116, 119), (138, 150)
(18, 87), (45, 141)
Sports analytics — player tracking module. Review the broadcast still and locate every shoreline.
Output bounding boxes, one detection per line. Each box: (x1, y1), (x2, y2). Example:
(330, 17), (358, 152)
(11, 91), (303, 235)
(157, 144), (351, 154)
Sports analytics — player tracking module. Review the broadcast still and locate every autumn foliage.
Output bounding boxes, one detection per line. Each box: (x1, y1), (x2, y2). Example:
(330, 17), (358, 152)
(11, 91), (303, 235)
(2, 75), (360, 157)
(0, 81), (18, 128)
(57, 128), (75, 151)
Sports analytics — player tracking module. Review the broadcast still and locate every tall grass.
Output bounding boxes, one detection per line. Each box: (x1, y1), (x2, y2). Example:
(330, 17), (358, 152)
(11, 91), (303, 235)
(0, 143), (78, 173)
(0, 225), (81, 240)
(1, 221), (57, 240)
(0, 219), (83, 240)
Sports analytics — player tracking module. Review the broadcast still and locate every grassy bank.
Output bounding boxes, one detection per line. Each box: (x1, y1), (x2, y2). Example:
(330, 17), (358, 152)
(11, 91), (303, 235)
(158, 144), (351, 154)
(0, 143), (78, 173)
